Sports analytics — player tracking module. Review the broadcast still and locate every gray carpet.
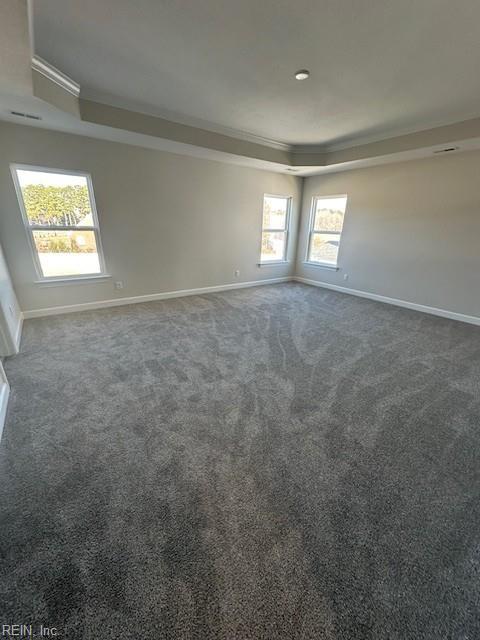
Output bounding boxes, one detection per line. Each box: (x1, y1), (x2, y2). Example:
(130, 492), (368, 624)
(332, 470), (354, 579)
(1, 282), (480, 639)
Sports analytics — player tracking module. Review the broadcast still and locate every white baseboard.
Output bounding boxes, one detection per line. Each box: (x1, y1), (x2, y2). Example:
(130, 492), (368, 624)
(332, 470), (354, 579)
(0, 362), (10, 441)
(294, 277), (480, 326)
(23, 277), (293, 319)
(21, 274), (479, 326)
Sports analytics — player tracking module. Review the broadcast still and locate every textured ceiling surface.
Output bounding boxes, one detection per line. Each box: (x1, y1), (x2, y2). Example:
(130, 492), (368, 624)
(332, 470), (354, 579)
(34, 0), (480, 146)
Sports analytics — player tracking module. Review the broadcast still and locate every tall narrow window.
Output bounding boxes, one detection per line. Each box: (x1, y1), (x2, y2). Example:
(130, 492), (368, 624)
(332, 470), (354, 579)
(307, 195), (347, 266)
(260, 194), (291, 263)
(11, 165), (106, 280)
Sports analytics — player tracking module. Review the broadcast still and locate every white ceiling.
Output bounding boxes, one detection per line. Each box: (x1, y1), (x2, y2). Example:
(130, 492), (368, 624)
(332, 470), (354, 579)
(33, 0), (480, 147)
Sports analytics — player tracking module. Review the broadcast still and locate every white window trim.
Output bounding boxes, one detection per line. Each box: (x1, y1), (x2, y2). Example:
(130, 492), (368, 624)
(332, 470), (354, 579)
(302, 261), (340, 271)
(259, 259), (291, 265)
(34, 274), (112, 287)
(10, 163), (108, 283)
(306, 194), (347, 268)
(259, 193), (292, 264)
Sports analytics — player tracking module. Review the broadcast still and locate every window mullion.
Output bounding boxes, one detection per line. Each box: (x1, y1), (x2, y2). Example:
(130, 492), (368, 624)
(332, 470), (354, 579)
(29, 225), (97, 232)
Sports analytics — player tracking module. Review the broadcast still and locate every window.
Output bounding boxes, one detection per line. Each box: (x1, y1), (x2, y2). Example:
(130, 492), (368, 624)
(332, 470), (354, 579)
(307, 195), (347, 266)
(11, 165), (106, 280)
(260, 194), (291, 263)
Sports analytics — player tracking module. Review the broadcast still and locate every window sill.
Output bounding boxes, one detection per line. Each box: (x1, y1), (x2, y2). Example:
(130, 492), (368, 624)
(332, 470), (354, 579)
(257, 261), (290, 267)
(303, 261), (339, 271)
(34, 274), (112, 286)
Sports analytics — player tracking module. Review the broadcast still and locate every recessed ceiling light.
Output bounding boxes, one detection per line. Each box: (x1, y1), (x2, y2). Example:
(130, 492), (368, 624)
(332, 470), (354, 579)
(295, 69), (310, 80)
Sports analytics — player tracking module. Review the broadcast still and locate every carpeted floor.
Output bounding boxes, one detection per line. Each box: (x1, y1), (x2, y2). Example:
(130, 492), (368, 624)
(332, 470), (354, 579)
(1, 282), (480, 639)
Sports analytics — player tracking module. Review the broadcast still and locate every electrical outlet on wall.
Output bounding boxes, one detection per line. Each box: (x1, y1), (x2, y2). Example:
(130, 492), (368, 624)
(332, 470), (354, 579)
(234, 270), (240, 277)
(343, 273), (349, 281)
(115, 281), (124, 290)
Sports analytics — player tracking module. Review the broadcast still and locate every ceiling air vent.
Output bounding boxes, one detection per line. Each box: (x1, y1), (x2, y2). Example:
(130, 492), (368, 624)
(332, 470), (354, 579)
(10, 111), (42, 120)
(433, 146), (459, 154)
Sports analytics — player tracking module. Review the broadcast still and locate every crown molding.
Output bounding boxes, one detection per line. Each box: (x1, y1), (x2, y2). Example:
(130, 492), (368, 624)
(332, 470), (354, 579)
(29, 59), (480, 163)
(292, 143), (326, 154)
(80, 89), (291, 152)
(17, 55), (480, 175)
(79, 98), (291, 166)
(31, 55), (80, 97)
(293, 112), (480, 154)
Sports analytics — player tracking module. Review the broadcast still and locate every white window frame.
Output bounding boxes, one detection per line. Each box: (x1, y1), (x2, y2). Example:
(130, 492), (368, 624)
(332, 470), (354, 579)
(10, 164), (108, 283)
(305, 194), (347, 269)
(259, 194), (292, 265)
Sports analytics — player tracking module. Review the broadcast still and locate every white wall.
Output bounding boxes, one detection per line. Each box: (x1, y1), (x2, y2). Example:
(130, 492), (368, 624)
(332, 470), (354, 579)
(0, 122), (302, 313)
(296, 151), (480, 318)
(0, 241), (22, 355)
(2, 120), (479, 322)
